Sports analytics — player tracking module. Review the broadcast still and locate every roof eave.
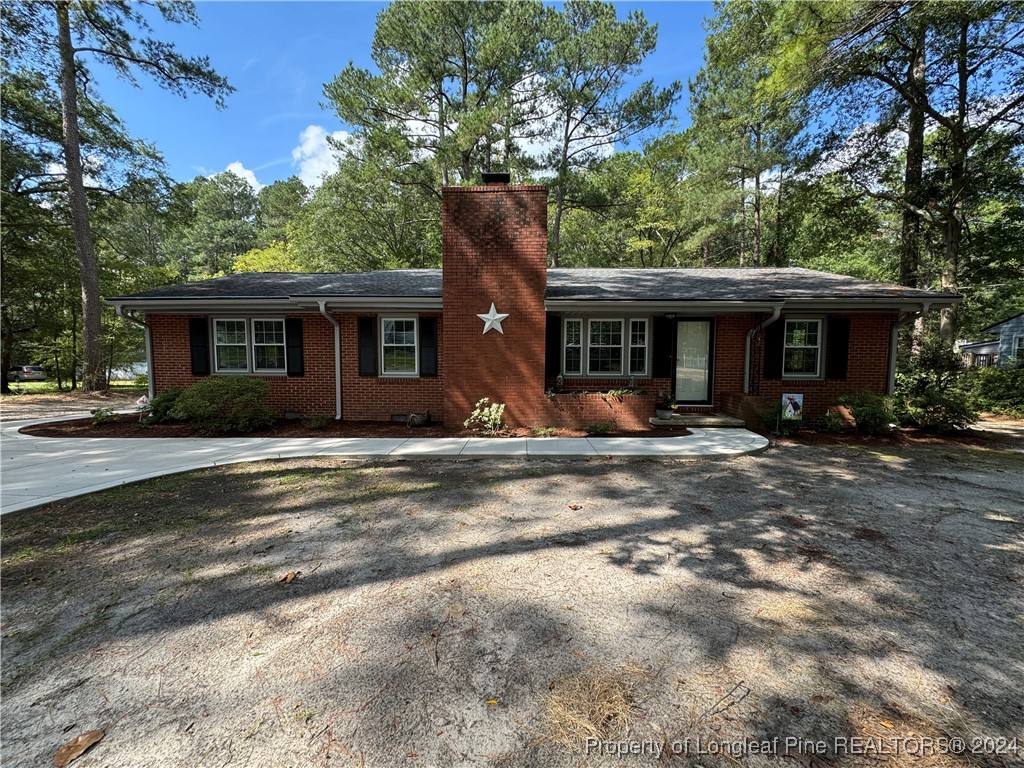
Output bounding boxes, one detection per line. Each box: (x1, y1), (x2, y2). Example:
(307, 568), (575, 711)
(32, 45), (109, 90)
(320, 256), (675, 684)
(105, 296), (443, 313)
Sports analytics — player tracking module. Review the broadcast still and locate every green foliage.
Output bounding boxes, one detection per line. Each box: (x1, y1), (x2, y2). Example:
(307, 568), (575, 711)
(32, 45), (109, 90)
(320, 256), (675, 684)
(819, 410), (845, 434)
(90, 407), (117, 425)
(839, 391), (895, 436)
(301, 414), (331, 430)
(143, 388), (185, 425)
(530, 426), (557, 436)
(892, 335), (978, 432)
(134, 373), (149, 387)
(583, 422), (614, 436)
(761, 402), (800, 436)
(169, 378), (274, 434)
(965, 364), (1024, 417)
(463, 398), (506, 436)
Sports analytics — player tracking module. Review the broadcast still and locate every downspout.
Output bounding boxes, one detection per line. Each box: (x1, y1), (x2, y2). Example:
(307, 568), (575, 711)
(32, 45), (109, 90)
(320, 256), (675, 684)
(318, 301), (342, 420)
(744, 304), (783, 394)
(887, 302), (930, 395)
(115, 305), (154, 401)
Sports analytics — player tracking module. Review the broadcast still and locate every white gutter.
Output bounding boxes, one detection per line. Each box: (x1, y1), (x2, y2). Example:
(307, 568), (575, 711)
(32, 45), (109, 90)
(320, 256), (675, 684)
(744, 304), (784, 395)
(887, 302), (931, 395)
(318, 301), (343, 420)
(114, 305), (155, 401)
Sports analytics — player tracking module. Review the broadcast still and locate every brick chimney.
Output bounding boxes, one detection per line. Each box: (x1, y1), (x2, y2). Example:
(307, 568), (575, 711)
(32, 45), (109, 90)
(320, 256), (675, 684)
(441, 184), (548, 426)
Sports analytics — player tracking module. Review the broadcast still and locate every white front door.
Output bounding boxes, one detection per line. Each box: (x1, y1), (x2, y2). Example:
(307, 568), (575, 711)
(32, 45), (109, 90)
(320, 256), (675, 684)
(675, 320), (711, 403)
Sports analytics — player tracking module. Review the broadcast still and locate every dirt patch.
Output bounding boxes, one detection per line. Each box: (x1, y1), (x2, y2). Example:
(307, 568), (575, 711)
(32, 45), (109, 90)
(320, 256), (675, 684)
(0, 389), (145, 421)
(19, 413), (691, 440)
(2, 443), (1023, 767)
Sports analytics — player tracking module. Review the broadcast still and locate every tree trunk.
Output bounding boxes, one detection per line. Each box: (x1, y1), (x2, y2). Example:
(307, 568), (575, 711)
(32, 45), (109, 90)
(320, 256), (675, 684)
(57, 1), (105, 392)
(738, 171), (746, 267)
(0, 314), (12, 395)
(940, 20), (970, 344)
(899, 24), (926, 289)
(550, 182), (564, 268)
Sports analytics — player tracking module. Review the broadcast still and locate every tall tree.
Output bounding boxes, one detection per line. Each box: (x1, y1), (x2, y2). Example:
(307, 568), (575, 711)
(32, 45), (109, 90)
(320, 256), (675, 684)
(539, 0), (681, 265)
(2, 0), (231, 390)
(765, 0), (1024, 341)
(168, 172), (258, 278)
(256, 176), (307, 248)
(325, 0), (545, 189)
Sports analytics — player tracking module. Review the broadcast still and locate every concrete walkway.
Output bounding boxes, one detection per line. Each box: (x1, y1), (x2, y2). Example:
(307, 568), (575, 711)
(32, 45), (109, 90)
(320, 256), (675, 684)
(0, 415), (769, 515)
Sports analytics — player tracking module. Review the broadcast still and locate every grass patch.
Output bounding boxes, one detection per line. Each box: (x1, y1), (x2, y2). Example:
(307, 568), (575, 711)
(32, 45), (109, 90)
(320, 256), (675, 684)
(545, 665), (647, 751)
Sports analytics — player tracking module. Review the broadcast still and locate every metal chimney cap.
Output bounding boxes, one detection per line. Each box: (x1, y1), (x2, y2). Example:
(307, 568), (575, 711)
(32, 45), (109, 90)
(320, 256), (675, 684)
(481, 172), (511, 185)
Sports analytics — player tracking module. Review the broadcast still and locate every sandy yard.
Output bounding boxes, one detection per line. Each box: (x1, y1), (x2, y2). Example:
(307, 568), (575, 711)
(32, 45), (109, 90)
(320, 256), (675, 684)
(2, 440), (1022, 767)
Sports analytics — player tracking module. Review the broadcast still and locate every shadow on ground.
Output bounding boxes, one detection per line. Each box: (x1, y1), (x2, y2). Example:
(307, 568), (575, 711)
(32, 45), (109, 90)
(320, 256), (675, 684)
(2, 442), (1022, 767)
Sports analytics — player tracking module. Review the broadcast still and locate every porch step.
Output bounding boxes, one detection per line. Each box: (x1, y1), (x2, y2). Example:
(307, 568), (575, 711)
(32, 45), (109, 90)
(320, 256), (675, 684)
(650, 412), (746, 428)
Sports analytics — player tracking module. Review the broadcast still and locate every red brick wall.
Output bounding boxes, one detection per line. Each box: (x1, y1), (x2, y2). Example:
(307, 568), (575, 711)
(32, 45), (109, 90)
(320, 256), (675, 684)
(148, 313), (337, 417)
(717, 312), (897, 426)
(339, 313), (445, 422)
(441, 185), (549, 427)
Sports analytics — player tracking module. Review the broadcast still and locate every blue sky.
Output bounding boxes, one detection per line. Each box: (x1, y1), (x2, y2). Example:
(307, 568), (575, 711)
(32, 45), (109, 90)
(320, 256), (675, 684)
(91, 1), (713, 191)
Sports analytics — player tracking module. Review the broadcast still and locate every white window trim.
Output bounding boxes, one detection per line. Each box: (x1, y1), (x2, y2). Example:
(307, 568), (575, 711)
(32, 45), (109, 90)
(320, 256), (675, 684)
(628, 318), (649, 376)
(380, 315), (419, 377)
(1013, 334), (1024, 360)
(563, 318), (583, 375)
(586, 317), (625, 377)
(212, 317), (289, 375)
(782, 318), (823, 379)
(251, 318), (287, 374)
(561, 315), (652, 378)
(213, 318), (250, 374)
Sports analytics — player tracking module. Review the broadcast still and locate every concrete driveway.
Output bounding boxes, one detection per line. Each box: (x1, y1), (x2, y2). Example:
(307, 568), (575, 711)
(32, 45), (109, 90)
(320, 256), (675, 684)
(0, 415), (769, 515)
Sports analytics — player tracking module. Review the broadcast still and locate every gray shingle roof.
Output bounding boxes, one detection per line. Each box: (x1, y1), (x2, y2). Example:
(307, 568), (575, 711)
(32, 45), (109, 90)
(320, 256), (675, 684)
(108, 267), (958, 303)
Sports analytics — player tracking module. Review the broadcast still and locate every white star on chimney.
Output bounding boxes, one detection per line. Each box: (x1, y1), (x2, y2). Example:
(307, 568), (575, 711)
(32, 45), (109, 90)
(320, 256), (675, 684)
(477, 303), (510, 334)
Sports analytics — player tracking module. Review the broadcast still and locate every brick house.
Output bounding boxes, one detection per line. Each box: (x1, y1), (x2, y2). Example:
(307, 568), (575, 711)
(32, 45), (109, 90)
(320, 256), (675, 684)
(108, 181), (959, 429)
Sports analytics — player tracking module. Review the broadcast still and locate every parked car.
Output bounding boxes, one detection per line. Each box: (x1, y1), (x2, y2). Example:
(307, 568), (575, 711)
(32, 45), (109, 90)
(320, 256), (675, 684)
(7, 365), (47, 382)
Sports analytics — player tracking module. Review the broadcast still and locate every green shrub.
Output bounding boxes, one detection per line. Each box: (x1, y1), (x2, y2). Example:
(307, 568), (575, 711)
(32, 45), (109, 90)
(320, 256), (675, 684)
(820, 410), (845, 434)
(134, 373), (149, 387)
(463, 398), (505, 435)
(839, 391), (895, 435)
(892, 335), (978, 431)
(530, 426), (556, 436)
(143, 388), (185, 425)
(169, 378), (274, 433)
(302, 414), (330, 430)
(965, 364), (1024, 417)
(583, 422), (614, 436)
(91, 407), (117, 425)
(761, 402), (800, 436)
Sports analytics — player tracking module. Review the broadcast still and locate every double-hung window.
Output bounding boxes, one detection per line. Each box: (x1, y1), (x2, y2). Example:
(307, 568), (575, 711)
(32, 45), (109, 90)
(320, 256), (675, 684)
(213, 318), (287, 374)
(564, 319), (583, 375)
(561, 317), (650, 378)
(381, 317), (418, 375)
(783, 319), (822, 378)
(252, 320), (286, 372)
(1014, 335), (1024, 362)
(629, 319), (648, 375)
(214, 319), (249, 372)
(587, 319), (624, 375)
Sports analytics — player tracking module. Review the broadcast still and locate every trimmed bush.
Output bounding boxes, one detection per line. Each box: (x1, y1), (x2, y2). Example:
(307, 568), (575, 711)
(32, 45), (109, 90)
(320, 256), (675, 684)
(840, 391), (895, 435)
(169, 378), (274, 433)
(143, 388), (185, 425)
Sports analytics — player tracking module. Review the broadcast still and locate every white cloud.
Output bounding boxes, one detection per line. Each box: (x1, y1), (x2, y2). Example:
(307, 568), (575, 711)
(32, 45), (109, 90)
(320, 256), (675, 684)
(291, 125), (351, 187)
(223, 161), (264, 193)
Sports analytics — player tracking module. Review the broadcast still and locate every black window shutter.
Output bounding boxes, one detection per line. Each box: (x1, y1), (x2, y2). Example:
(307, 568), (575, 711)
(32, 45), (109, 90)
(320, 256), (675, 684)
(285, 318), (304, 376)
(652, 316), (674, 378)
(419, 317), (437, 377)
(763, 318), (785, 380)
(545, 315), (562, 378)
(357, 317), (377, 376)
(189, 317), (210, 376)
(825, 316), (851, 380)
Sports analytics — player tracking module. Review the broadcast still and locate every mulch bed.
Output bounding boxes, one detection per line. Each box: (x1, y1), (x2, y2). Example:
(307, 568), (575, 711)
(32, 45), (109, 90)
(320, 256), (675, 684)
(20, 413), (692, 440)
(781, 426), (1017, 448)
